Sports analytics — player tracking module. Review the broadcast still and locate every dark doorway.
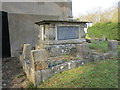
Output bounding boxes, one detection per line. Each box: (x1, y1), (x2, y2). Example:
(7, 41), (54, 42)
(1, 11), (11, 57)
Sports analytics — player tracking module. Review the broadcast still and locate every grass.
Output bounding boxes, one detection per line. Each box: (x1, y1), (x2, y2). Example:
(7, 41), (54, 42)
(38, 57), (118, 88)
(88, 40), (108, 53)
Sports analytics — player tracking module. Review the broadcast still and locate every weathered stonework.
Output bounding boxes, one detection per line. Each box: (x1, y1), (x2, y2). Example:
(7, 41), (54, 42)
(20, 44), (32, 71)
(18, 20), (90, 86)
(34, 61), (48, 71)
(41, 68), (54, 82)
(108, 40), (118, 56)
(76, 43), (91, 61)
(20, 42), (118, 86)
(19, 20), (118, 86)
(44, 44), (77, 57)
(31, 49), (48, 71)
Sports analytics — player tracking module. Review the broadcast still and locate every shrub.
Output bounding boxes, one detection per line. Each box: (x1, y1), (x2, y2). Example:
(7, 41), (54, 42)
(87, 22), (119, 40)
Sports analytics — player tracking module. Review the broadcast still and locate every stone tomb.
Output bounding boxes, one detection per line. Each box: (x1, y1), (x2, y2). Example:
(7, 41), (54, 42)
(20, 20), (90, 85)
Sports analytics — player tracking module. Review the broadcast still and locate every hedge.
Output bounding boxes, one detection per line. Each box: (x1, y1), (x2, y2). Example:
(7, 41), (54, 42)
(87, 22), (119, 40)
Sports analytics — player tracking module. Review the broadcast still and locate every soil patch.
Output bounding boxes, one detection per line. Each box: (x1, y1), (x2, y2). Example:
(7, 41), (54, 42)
(2, 57), (29, 88)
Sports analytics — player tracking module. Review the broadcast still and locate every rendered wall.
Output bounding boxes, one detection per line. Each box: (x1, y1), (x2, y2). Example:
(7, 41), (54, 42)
(2, 2), (72, 57)
(8, 14), (58, 56)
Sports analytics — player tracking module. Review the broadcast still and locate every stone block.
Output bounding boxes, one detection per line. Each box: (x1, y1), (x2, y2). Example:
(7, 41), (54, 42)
(20, 44), (32, 71)
(41, 68), (54, 82)
(32, 49), (48, 62)
(22, 44), (31, 60)
(24, 63), (35, 83)
(94, 55), (101, 61)
(89, 55), (102, 62)
(76, 43), (90, 60)
(45, 44), (77, 57)
(108, 40), (118, 53)
(19, 55), (23, 62)
(103, 53), (111, 59)
(47, 47), (63, 57)
(20, 44), (31, 68)
(24, 60), (31, 74)
(79, 28), (86, 38)
(31, 49), (48, 71)
(34, 61), (48, 71)
(46, 45), (63, 57)
(30, 51), (35, 69)
(52, 62), (68, 74)
(29, 68), (35, 84)
(90, 54), (107, 62)
(25, 68), (35, 84)
(112, 52), (118, 56)
(69, 47), (77, 56)
(19, 55), (25, 68)
(35, 71), (42, 85)
(108, 41), (118, 57)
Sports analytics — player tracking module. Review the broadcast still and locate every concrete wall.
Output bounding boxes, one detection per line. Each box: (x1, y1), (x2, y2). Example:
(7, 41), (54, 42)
(8, 14), (59, 56)
(0, 12), (2, 58)
(2, 2), (72, 57)
(2, 2), (72, 19)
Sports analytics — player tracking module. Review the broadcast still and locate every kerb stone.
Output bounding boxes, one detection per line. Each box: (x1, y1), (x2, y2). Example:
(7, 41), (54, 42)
(41, 68), (54, 82)
(34, 71), (42, 85)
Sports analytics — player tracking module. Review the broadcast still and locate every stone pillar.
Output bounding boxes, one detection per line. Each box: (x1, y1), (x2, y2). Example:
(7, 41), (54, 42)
(32, 49), (48, 71)
(76, 43), (91, 62)
(31, 49), (48, 85)
(19, 44), (36, 84)
(79, 27), (86, 39)
(22, 44), (31, 60)
(108, 40), (118, 56)
(20, 44), (31, 70)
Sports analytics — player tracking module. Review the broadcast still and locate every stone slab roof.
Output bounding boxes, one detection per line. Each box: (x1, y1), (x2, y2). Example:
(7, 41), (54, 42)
(35, 20), (91, 25)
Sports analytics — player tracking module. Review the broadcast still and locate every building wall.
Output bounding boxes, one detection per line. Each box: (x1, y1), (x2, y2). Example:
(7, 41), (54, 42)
(0, 11), (2, 58)
(2, 2), (72, 19)
(8, 14), (59, 56)
(2, 2), (72, 57)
